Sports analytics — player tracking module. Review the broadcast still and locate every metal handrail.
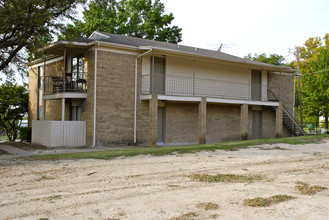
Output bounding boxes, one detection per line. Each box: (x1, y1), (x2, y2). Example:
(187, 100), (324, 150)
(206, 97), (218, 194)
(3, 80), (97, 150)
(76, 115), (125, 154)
(282, 106), (307, 136)
(44, 72), (87, 95)
(141, 74), (268, 101)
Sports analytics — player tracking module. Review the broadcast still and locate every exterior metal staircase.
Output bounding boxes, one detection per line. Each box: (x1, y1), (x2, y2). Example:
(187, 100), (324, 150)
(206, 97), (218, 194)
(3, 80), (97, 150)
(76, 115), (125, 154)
(268, 88), (307, 136)
(269, 106), (307, 136)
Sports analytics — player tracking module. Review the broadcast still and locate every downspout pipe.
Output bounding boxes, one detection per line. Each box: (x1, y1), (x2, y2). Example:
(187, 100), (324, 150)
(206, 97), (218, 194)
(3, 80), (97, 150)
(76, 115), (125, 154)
(134, 48), (153, 144)
(92, 43), (99, 147)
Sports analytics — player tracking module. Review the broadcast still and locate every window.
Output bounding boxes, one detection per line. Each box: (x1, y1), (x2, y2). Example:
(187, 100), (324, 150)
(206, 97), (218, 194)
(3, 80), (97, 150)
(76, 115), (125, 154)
(71, 56), (84, 91)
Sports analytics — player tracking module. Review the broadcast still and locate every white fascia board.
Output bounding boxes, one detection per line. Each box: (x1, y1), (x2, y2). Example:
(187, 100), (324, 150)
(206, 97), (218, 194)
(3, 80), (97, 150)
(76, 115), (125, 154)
(270, 71), (295, 76)
(158, 95), (202, 102)
(90, 41), (138, 51)
(140, 95), (201, 102)
(140, 95), (152, 100)
(141, 94), (279, 106)
(206, 98), (279, 106)
(39, 41), (89, 52)
(43, 92), (87, 100)
(29, 56), (64, 68)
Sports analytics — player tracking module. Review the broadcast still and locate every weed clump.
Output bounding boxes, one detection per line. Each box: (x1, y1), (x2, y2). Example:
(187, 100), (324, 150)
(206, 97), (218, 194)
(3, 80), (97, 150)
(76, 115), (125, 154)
(295, 181), (327, 195)
(170, 212), (198, 220)
(188, 173), (262, 183)
(244, 195), (295, 207)
(195, 202), (219, 210)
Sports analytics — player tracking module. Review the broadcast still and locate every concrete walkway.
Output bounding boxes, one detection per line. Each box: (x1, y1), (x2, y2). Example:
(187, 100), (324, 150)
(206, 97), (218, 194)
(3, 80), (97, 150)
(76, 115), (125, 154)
(0, 145), (30, 155)
(0, 143), (146, 160)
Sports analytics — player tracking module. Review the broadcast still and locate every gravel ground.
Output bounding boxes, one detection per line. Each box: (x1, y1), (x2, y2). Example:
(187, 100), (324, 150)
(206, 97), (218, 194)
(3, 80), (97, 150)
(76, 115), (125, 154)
(0, 140), (328, 220)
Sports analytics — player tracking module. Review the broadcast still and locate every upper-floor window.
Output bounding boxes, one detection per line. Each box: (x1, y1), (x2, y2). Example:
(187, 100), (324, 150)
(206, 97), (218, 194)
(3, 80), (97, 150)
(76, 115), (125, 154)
(71, 56), (85, 91)
(71, 56), (84, 81)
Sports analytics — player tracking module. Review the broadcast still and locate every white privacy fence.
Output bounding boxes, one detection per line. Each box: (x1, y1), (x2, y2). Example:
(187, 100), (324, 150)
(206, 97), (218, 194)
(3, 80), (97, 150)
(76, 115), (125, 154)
(32, 120), (86, 147)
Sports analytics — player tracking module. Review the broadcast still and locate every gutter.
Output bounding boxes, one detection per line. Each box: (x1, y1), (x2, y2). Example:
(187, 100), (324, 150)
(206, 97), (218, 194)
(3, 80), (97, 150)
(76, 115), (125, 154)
(134, 48), (153, 143)
(92, 43), (100, 147)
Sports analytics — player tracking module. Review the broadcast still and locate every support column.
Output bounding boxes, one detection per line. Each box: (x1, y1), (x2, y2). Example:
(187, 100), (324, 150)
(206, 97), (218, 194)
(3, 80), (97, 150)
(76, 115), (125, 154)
(62, 98), (65, 121)
(149, 94), (158, 147)
(276, 102), (283, 138)
(198, 97), (207, 144)
(240, 103), (248, 140)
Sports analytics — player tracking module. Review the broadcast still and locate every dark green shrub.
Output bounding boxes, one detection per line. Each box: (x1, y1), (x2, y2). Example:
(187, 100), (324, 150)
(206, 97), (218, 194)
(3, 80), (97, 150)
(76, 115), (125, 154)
(19, 127), (31, 142)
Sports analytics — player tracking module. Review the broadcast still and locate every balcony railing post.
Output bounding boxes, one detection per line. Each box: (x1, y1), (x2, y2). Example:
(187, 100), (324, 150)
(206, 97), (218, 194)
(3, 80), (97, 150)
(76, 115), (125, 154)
(63, 48), (66, 92)
(193, 59), (196, 96)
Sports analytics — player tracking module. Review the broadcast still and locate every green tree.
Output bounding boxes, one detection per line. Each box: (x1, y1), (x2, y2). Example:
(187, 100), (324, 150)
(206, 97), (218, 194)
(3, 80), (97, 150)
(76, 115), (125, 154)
(0, 0), (86, 76)
(61, 0), (182, 43)
(0, 84), (28, 141)
(244, 53), (286, 66)
(297, 34), (329, 128)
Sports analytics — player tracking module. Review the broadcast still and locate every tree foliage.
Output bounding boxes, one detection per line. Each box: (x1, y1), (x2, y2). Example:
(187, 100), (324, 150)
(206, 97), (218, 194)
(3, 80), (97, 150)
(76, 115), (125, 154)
(297, 34), (329, 127)
(0, 83), (28, 141)
(61, 0), (182, 43)
(244, 53), (286, 66)
(0, 0), (86, 77)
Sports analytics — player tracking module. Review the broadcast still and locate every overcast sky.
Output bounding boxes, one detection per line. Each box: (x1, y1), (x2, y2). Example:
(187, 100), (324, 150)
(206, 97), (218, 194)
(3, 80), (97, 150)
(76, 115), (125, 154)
(160, 0), (329, 62)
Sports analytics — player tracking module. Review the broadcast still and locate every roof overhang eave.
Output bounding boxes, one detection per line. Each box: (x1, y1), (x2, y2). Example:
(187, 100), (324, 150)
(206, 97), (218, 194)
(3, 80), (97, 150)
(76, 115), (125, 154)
(140, 46), (296, 74)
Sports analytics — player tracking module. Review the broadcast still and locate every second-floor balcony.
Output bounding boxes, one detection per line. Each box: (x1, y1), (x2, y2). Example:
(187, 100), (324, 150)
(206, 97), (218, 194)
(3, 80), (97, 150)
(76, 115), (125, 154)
(141, 74), (294, 115)
(141, 74), (268, 101)
(44, 72), (87, 95)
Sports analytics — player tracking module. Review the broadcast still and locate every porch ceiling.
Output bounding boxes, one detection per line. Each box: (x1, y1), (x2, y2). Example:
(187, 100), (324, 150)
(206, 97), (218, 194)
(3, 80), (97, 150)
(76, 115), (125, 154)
(40, 41), (90, 56)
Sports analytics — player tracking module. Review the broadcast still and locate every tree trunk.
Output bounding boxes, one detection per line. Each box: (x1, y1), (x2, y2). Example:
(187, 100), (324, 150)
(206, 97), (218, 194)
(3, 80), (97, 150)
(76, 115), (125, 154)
(325, 111), (328, 129)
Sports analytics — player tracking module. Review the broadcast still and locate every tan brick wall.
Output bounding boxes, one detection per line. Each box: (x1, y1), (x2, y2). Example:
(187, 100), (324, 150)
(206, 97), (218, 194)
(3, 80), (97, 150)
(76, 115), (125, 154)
(262, 106), (292, 139)
(207, 104), (241, 143)
(42, 60), (64, 121)
(28, 60), (64, 126)
(28, 67), (39, 126)
(80, 51), (95, 146)
(165, 102), (198, 144)
(268, 73), (294, 115)
(95, 50), (136, 145)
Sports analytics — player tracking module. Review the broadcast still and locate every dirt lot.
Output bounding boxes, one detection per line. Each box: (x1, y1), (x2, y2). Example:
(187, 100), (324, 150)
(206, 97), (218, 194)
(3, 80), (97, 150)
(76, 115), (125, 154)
(1, 141), (329, 220)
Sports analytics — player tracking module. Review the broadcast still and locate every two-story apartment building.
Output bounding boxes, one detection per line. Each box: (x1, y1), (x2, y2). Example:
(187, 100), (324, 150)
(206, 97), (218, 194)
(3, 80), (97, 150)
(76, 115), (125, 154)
(28, 31), (305, 147)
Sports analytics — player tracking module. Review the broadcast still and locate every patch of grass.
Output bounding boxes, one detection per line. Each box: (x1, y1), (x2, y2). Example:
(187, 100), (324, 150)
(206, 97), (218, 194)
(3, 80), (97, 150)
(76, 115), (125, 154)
(244, 194), (295, 207)
(195, 202), (219, 210)
(257, 146), (288, 150)
(46, 195), (62, 203)
(167, 184), (180, 188)
(295, 181), (328, 195)
(0, 136), (8, 141)
(26, 135), (329, 161)
(170, 212), (198, 220)
(35, 175), (55, 181)
(188, 173), (262, 183)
